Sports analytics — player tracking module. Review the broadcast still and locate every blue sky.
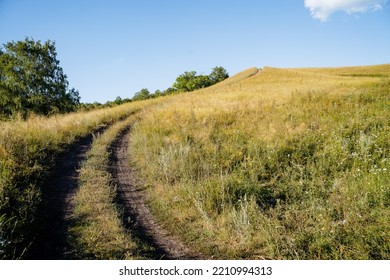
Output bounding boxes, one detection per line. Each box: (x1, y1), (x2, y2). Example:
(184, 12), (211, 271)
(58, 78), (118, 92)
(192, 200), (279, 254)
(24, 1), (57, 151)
(0, 0), (389, 103)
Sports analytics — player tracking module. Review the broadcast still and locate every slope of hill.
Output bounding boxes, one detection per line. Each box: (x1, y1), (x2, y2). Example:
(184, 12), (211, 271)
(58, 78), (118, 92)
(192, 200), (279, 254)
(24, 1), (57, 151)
(129, 64), (389, 259)
(1, 64), (388, 260)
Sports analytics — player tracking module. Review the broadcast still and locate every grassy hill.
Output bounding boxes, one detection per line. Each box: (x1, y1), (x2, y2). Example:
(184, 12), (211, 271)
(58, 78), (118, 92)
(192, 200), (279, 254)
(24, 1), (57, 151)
(129, 64), (389, 259)
(1, 64), (389, 259)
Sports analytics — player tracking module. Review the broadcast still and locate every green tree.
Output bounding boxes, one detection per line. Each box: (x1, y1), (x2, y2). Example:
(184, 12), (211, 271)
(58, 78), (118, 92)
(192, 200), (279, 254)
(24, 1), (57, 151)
(173, 71), (197, 92)
(172, 67), (229, 93)
(164, 87), (177, 95)
(114, 96), (123, 105)
(0, 38), (80, 118)
(133, 88), (150, 101)
(153, 89), (163, 97)
(209, 66), (229, 84)
(187, 75), (211, 91)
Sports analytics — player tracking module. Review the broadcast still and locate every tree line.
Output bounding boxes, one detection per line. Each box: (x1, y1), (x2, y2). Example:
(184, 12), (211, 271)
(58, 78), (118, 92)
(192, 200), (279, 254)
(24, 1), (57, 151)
(0, 38), (229, 118)
(131, 66), (229, 102)
(82, 66), (229, 110)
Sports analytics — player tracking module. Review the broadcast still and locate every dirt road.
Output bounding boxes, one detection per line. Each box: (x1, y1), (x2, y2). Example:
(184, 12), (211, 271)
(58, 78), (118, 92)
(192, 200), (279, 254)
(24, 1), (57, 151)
(109, 127), (200, 260)
(26, 129), (106, 259)
(26, 124), (198, 259)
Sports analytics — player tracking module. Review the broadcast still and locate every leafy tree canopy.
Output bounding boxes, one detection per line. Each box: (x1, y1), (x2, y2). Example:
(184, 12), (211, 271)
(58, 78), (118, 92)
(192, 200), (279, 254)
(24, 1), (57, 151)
(126, 66), (228, 104)
(209, 66), (229, 84)
(0, 38), (80, 118)
(172, 66), (229, 92)
(173, 71), (198, 92)
(133, 88), (150, 101)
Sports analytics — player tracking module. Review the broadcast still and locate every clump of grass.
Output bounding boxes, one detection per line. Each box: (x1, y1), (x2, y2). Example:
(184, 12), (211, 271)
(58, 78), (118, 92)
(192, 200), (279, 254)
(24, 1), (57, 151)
(130, 65), (390, 259)
(69, 116), (140, 259)
(0, 102), (143, 259)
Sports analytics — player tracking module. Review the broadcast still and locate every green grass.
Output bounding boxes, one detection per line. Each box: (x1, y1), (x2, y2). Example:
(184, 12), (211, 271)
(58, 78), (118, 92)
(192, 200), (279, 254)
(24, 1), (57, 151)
(68, 115), (140, 259)
(129, 65), (390, 259)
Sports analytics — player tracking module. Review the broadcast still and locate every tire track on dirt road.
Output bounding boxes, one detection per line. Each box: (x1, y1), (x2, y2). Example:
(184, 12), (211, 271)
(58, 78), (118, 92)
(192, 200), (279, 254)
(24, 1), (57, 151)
(26, 127), (107, 260)
(109, 127), (201, 260)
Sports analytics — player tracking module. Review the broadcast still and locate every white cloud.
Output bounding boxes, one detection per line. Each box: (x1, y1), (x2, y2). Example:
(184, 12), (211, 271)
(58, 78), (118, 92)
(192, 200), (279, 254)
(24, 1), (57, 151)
(304, 0), (387, 21)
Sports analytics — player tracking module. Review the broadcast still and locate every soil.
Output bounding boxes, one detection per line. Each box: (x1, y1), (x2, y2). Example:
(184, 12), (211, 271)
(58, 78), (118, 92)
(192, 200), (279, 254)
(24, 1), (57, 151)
(26, 127), (107, 260)
(109, 127), (201, 260)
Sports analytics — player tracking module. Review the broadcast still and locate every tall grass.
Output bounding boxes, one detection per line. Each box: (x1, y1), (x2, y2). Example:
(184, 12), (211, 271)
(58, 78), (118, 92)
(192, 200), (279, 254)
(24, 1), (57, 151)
(130, 65), (390, 259)
(0, 102), (143, 259)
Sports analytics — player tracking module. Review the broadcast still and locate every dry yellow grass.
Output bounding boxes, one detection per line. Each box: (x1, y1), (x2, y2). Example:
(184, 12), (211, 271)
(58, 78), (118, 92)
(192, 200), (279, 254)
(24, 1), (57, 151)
(1, 64), (389, 260)
(129, 64), (390, 259)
